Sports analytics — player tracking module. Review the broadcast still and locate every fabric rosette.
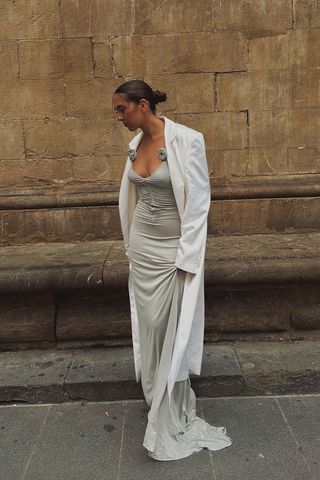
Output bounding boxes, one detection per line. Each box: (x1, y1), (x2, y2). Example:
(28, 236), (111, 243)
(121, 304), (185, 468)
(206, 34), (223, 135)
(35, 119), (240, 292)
(128, 147), (167, 162)
(128, 149), (137, 162)
(157, 147), (167, 161)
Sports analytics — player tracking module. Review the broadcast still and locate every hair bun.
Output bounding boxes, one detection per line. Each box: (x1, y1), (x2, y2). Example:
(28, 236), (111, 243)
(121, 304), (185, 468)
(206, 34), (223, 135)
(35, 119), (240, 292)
(152, 89), (167, 104)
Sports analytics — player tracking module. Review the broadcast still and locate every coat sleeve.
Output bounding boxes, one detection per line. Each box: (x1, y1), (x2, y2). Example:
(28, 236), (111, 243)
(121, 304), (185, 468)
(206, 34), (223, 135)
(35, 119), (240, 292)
(175, 133), (211, 275)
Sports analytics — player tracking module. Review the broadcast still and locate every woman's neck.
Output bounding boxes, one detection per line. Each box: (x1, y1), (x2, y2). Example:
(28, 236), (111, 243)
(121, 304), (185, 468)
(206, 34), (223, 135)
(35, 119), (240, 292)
(140, 115), (164, 140)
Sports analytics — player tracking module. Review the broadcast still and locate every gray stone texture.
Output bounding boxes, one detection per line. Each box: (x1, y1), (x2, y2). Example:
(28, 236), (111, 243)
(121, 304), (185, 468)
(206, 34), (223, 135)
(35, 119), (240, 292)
(1, 342), (320, 404)
(1, 394), (320, 479)
(201, 396), (317, 480)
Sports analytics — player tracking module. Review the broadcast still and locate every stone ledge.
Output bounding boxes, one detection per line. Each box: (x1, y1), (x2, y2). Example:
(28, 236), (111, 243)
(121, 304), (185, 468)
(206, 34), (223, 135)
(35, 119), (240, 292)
(1, 341), (320, 404)
(0, 232), (320, 293)
(1, 174), (320, 209)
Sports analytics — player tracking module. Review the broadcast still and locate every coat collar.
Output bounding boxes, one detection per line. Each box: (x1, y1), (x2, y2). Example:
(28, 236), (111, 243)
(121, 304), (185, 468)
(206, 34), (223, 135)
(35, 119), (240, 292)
(128, 115), (177, 150)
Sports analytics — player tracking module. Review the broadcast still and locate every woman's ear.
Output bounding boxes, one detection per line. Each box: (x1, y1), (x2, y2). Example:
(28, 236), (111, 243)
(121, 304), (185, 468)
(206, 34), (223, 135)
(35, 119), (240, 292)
(139, 98), (149, 112)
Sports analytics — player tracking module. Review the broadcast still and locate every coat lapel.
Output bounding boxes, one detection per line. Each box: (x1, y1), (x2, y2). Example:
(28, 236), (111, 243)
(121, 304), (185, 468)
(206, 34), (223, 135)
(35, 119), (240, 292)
(162, 116), (185, 219)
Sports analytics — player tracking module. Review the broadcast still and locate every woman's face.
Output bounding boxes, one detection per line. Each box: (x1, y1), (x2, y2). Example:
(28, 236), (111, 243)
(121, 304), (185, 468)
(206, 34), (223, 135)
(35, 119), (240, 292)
(112, 93), (145, 131)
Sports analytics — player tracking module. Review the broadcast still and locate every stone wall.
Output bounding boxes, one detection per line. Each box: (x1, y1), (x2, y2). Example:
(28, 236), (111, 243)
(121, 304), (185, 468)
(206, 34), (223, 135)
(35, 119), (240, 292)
(1, 0), (320, 242)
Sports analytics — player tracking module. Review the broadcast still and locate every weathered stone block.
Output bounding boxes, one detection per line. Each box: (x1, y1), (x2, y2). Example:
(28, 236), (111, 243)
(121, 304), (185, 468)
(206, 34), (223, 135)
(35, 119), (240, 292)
(66, 78), (119, 118)
(93, 36), (133, 78)
(56, 289), (131, 341)
(0, 121), (25, 160)
(205, 232), (320, 283)
(249, 33), (290, 71)
(61, 0), (91, 37)
(64, 348), (143, 401)
(132, 32), (247, 75)
(0, 158), (73, 188)
(61, 0), (132, 37)
(25, 158), (73, 186)
(0, 160), (26, 187)
(290, 284), (320, 329)
(0, 81), (65, 120)
(24, 118), (131, 159)
(213, 0), (292, 37)
(288, 108), (320, 146)
(290, 28), (320, 66)
(0, 0), (61, 40)
(208, 147), (289, 178)
(217, 71), (291, 110)
(209, 197), (320, 235)
(205, 287), (291, 333)
(0, 349), (70, 402)
(0, 82), (19, 120)
(0, 293), (55, 343)
(71, 156), (126, 184)
(207, 150), (249, 178)
(0, 205), (122, 244)
(143, 74), (214, 114)
(64, 38), (93, 80)
(288, 146), (320, 174)
(0, 240), (113, 292)
(293, 0), (320, 28)
(235, 341), (320, 395)
(92, 43), (114, 78)
(250, 110), (288, 148)
(176, 112), (248, 150)
(20, 80), (66, 118)
(292, 65), (320, 108)
(19, 40), (64, 79)
(134, 0), (213, 34)
(248, 148), (288, 175)
(0, 41), (19, 80)
(191, 344), (244, 397)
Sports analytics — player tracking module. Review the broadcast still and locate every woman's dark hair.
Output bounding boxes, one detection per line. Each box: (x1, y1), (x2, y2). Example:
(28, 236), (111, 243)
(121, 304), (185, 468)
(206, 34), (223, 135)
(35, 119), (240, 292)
(114, 79), (166, 114)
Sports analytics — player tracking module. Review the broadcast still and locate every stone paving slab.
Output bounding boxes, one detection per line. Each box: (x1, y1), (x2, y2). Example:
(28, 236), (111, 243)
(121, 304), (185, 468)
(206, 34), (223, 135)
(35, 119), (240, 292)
(0, 404), (49, 480)
(200, 396), (316, 480)
(276, 395), (320, 479)
(22, 402), (124, 480)
(1, 395), (320, 480)
(1, 342), (320, 404)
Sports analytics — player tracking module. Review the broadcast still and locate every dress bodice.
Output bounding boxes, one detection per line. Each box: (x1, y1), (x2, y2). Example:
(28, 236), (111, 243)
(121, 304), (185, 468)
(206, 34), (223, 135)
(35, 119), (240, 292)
(127, 161), (178, 209)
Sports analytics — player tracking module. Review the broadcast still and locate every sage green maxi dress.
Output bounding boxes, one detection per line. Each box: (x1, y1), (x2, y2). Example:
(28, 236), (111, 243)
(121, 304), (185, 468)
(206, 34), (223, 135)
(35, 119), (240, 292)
(127, 157), (232, 461)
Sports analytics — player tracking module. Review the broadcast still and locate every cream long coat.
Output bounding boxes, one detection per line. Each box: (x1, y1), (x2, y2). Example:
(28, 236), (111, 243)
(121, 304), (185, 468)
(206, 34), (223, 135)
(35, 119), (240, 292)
(118, 115), (211, 404)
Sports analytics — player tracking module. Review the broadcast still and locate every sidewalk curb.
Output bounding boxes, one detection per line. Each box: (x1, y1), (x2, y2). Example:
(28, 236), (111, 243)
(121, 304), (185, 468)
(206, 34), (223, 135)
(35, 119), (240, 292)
(1, 341), (320, 404)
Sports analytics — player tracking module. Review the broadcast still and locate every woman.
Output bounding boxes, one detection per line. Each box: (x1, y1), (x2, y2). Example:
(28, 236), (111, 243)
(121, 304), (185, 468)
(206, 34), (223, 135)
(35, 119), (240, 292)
(113, 79), (232, 461)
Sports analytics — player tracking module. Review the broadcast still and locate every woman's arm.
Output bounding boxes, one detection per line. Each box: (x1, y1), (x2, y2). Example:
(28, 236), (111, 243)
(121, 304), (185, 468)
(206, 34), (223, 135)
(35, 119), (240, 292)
(175, 133), (211, 274)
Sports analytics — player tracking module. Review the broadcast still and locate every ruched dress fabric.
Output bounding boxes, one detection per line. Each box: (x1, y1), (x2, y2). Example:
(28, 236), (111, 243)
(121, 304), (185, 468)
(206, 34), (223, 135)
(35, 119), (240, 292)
(127, 159), (232, 461)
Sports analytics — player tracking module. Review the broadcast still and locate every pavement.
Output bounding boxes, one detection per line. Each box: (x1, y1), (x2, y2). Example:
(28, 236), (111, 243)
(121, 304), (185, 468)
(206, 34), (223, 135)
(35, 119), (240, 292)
(1, 340), (320, 479)
(1, 394), (319, 480)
